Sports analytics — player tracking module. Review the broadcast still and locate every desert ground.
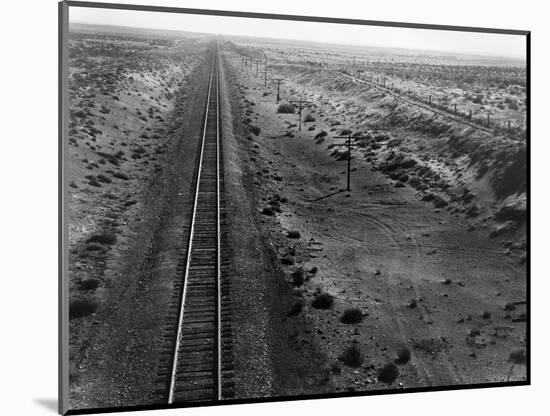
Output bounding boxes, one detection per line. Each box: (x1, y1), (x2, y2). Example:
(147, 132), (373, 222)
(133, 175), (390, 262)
(66, 25), (527, 410)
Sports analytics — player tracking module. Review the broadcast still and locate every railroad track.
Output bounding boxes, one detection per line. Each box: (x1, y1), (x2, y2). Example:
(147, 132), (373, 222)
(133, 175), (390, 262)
(153, 45), (234, 404)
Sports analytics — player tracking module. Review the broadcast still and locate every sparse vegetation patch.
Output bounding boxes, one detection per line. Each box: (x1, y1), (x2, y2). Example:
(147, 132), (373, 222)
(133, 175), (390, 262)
(277, 103), (295, 114)
(340, 307), (363, 324)
(312, 292), (334, 309)
(339, 345), (364, 367)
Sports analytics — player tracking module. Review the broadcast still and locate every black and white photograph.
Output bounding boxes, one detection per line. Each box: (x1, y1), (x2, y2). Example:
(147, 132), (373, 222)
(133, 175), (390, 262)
(59, 1), (529, 414)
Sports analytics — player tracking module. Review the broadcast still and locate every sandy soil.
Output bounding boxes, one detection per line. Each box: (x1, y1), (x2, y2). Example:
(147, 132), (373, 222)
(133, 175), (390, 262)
(222, 49), (527, 393)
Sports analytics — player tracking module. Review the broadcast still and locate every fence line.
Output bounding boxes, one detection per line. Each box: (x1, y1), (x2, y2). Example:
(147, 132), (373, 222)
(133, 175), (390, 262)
(343, 71), (525, 142)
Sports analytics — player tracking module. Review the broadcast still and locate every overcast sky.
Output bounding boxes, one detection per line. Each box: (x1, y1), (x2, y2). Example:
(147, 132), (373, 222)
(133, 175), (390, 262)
(70, 6), (526, 60)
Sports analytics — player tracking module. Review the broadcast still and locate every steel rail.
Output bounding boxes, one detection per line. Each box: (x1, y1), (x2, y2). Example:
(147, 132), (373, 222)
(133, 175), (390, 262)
(215, 45), (222, 401)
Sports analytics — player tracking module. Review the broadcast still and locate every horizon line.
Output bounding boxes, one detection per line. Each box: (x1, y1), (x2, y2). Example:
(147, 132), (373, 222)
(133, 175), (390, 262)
(69, 20), (527, 62)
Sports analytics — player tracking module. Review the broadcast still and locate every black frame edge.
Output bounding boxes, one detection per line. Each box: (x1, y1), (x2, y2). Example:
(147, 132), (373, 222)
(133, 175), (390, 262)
(59, 1), (70, 415)
(525, 31), (531, 386)
(65, 380), (530, 415)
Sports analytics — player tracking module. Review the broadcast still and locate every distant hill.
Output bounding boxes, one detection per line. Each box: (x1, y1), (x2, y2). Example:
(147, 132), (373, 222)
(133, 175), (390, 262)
(69, 22), (208, 40)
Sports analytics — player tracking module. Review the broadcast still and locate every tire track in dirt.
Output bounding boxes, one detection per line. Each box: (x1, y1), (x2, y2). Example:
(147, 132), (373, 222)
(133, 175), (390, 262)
(346, 208), (464, 385)
(314, 201), (445, 385)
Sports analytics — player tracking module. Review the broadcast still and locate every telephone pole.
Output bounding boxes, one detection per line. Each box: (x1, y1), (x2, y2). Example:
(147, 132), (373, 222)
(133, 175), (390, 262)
(272, 78), (285, 103)
(256, 49), (269, 88)
(289, 98), (312, 131)
(333, 133), (371, 192)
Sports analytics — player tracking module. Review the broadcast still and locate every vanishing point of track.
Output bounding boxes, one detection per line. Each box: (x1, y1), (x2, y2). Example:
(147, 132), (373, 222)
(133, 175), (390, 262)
(154, 45), (234, 404)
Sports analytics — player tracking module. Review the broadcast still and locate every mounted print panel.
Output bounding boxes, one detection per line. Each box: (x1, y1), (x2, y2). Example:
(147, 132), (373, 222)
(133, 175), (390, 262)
(59, 1), (529, 414)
